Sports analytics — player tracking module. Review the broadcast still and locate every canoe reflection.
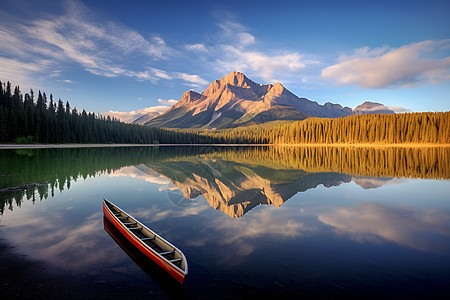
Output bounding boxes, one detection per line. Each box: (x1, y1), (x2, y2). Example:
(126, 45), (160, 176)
(103, 216), (186, 298)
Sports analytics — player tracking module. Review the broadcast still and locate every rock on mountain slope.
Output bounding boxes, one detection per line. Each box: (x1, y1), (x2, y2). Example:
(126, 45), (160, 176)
(145, 71), (393, 129)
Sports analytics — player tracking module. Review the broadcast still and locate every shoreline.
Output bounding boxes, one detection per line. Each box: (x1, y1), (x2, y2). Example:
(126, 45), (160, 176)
(0, 143), (449, 149)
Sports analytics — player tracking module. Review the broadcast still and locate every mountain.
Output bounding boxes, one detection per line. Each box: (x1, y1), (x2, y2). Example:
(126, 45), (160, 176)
(353, 101), (394, 115)
(132, 112), (160, 124)
(145, 71), (354, 129)
(145, 71), (393, 129)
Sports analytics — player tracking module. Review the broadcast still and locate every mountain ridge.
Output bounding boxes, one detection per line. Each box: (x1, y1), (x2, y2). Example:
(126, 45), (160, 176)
(138, 71), (393, 128)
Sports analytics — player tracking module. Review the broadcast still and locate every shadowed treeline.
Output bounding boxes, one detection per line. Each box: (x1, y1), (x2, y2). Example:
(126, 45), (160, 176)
(0, 146), (448, 214)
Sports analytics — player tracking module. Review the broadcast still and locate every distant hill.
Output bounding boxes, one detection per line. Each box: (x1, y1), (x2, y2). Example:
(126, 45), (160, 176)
(132, 111), (160, 124)
(144, 71), (394, 129)
(353, 101), (394, 115)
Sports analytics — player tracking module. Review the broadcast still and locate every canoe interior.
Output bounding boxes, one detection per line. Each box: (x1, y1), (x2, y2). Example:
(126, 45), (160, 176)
(103, 199), (187, 274)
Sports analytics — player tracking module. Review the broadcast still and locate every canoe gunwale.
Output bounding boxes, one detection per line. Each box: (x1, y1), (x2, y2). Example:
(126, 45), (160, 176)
(102, 199), (188, 282)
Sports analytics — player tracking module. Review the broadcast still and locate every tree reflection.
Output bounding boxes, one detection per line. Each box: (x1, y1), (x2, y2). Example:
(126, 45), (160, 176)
(1, 146), (448, 214)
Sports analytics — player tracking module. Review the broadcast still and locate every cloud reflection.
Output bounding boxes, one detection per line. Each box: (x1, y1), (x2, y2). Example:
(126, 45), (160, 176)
(4, 211), (124, 271)
(109, 165), (171, 185)
(134, 203), (315, 263)
(319, 203), (450, 253)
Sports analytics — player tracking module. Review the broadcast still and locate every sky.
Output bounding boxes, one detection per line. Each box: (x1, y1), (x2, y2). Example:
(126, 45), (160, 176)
(0, 0), (449, 122)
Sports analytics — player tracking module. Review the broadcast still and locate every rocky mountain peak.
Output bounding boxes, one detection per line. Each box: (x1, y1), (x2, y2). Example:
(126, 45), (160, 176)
(174, 90), (203, 107)
(219, 71), (253, 88)
(268, 82), (285, 95)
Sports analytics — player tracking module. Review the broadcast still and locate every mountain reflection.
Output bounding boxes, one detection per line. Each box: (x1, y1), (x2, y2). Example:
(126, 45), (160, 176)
(141, 146), (449, 218)
(145, 159), (351, 218)
(0, 146), (449, 215)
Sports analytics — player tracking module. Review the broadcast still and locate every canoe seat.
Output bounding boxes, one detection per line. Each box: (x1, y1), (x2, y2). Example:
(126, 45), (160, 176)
(113, 212), (121, 215)
(123, 222), (137, 226)
(141, 236), (155, 241)
(170, 258), (182, 263)
(159, 250), (175, 256)
(118, 216), (128, 220)
(129, 227), (142, 230)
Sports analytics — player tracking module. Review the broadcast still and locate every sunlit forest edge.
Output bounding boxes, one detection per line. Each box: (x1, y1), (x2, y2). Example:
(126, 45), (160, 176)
(1, 80), (449, 145)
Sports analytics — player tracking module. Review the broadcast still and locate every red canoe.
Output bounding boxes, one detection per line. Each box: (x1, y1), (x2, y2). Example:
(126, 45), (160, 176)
(103, 199), (188, 284)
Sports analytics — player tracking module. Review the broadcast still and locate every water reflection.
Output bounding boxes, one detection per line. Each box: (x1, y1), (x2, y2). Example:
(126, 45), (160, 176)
(1, 146), (450, 297)
(319, 202), (450, 253)
(146, 157), (351, 217)
(1, 146), (449, 215)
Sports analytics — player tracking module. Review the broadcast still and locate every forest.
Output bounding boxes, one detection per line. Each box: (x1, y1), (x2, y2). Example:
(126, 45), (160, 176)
(208, 111), (450, 144)
(1, 80), (449, 145)
(0, 81), (218, 144)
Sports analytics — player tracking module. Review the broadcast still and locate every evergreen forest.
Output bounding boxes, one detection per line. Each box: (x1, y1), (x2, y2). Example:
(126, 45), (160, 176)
(0, 81), (218, 144)
(1, 80), (449, 145)
(209, 112), (450, 144)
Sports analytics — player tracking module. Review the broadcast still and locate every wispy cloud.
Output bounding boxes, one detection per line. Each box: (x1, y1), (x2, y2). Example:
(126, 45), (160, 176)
(217, 45), (310, 83)
(386, 105), (410, 112)
(157, 98), (178, 105)
(214, 16), (256, 48)
(321, 40), (450, 88)
(203, 13), (318, 84)
(185, 43), (208, 52)
(0, 0), (212, 89)
(174, 72), (209, 87)
(22, 2), (171, 78)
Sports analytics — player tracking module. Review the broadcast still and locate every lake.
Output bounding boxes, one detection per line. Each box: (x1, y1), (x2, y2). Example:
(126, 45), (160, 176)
(1, 146), (449, 299)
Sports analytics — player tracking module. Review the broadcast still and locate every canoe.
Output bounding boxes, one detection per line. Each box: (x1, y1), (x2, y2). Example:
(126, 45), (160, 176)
(103, 217), (186, 296)
(103, 199), (188, 284)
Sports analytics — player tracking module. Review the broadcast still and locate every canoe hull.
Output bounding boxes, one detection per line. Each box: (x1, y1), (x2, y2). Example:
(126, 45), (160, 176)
(103, 200), (187, 284)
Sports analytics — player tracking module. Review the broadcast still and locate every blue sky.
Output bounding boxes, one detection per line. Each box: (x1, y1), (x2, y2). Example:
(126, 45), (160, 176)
(0, 0), (449, 122)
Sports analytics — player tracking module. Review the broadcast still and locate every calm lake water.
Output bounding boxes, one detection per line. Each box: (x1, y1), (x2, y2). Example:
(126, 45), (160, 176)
(1, 146), (449, 299)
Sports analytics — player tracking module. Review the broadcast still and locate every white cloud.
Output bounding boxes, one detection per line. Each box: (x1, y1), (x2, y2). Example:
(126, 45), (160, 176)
(386, 105), (410, 112)
(185, 43), (208, 52)
(215, 18), (254, 48)
(157, 98), (178, 105)
(150, 68), (173, 80)
(238, 32), (255, 46)
(322, 40), (450, 88)
(174, 72), (209, 86)
(103, 105), (170, 123)
(0, 56), (52, 87)
(127, 68), (208, 88)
